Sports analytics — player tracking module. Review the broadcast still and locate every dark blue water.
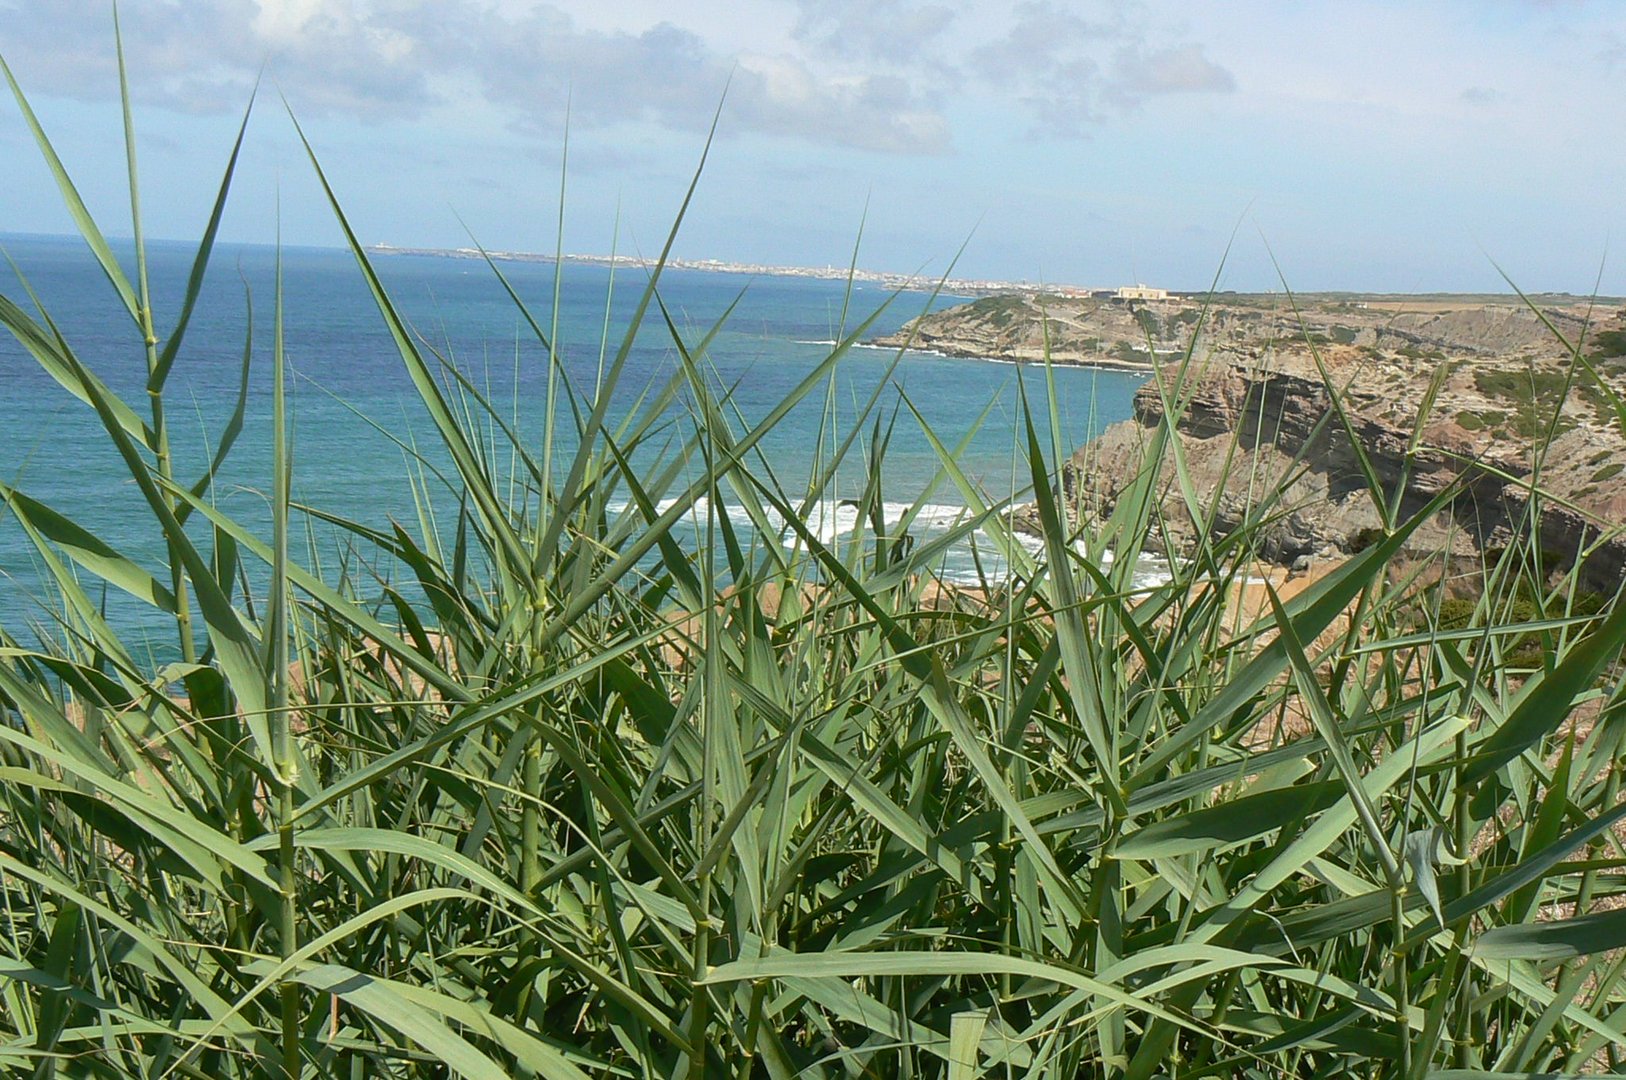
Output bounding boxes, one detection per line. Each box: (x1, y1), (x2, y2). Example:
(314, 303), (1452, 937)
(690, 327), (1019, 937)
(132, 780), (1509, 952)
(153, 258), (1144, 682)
(0, 234), (1147, 650)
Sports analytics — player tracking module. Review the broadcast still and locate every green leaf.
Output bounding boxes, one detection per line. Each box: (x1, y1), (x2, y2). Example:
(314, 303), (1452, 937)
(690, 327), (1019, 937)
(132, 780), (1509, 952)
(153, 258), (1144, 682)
(0, 291), (153, 450)
(948, 1009), (988, 1080)
(1465, 591), (1626, 786)
(1476, 907), (1626, 961)
(289, 963), (521, 1080)
(1117, 778), (1343, 860)
(0, 51), (140, 323)
(0, 483), (176, 611)
(1428, 1072), (1605, 1079)
(151, 88), (255, 392)
(245, 827), (529, 909)
(703, 950), (1212, 1042)
(1131, 485), (1456, 783)
(1402, 826), (1463, 929)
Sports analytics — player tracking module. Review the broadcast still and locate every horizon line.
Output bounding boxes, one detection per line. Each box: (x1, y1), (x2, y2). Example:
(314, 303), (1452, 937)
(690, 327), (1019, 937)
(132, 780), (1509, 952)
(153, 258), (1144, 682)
(2, 230), (1621, 302)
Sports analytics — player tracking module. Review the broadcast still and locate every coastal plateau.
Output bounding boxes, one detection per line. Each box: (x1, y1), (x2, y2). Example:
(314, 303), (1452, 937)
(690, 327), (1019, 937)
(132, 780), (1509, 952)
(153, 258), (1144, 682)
(874, 292), (1626, 589)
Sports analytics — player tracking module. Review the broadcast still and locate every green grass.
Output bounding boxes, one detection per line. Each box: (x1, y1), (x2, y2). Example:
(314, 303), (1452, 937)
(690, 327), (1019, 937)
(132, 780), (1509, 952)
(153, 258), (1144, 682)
(965, 294), (1030, 328)
(1113, 340), (1147, 363)
(1473, 362), (1619, 435)
(4, 39), (1626, 1080)
(1588, 326), (1626, 359)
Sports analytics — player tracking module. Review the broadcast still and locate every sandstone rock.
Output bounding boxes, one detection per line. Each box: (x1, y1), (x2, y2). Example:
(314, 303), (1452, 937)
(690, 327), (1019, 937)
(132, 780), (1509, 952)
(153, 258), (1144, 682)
(1054, 348), (1626, 592)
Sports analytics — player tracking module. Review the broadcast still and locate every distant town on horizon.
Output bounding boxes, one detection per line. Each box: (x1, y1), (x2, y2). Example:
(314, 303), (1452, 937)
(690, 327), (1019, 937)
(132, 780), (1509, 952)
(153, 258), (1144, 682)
(365, 242), (1626, 305)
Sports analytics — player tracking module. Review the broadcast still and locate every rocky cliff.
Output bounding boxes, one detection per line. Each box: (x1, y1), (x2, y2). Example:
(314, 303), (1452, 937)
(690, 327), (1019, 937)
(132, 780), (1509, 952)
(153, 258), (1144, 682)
(1056, 343), (1626, 592)
(881, 290), (1626, 588)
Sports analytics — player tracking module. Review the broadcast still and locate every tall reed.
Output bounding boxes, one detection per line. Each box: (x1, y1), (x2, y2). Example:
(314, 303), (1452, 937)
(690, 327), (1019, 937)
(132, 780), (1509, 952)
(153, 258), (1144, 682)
(2, 37), (1626, 1080)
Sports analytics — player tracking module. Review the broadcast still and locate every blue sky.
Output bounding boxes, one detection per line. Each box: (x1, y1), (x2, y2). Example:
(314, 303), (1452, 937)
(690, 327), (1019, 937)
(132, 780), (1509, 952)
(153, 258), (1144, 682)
(2, 1), (1624, 293)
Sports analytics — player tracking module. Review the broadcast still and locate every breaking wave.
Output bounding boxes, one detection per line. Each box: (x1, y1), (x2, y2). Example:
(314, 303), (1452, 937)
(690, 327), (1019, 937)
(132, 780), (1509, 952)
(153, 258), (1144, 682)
(602, 496), (1170, 588)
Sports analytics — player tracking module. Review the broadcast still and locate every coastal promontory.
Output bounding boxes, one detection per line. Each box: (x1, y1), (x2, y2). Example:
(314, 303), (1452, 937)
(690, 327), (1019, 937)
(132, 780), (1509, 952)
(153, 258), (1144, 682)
(880, 291), (1626, 586)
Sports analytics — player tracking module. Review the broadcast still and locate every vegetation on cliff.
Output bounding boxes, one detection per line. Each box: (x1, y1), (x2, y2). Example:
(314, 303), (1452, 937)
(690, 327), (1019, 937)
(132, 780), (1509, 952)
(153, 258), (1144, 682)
(4, 48), (1626, 1080)
(874, 288), (1623, 372)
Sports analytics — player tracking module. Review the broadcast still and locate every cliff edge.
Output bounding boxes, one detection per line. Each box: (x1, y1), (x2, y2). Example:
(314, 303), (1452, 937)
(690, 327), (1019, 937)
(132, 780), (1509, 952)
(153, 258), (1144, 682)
(1052, 340), (1626, 591)
(872, 291), (1605, 369)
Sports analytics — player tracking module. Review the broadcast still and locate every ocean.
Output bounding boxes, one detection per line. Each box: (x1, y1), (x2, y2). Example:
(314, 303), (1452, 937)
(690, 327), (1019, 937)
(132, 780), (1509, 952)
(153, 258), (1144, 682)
(0, 233), (1150, 652)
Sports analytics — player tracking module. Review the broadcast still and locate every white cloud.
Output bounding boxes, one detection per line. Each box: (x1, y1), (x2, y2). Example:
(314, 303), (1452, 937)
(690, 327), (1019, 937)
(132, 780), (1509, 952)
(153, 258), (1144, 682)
(789, 0), (956, 60)
(0, 1), (951, 151)
(251, 0), (327, 42)
(1106, 43), (1235, 102)
(0, 0), (1233, 153)
(966, 1), (1234, 133)
(0, 0), (436, 120)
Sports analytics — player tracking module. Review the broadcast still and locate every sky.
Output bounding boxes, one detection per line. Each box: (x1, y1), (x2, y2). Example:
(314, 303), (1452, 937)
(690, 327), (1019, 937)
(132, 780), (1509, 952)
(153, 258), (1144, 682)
(2, 1), (1625, 293)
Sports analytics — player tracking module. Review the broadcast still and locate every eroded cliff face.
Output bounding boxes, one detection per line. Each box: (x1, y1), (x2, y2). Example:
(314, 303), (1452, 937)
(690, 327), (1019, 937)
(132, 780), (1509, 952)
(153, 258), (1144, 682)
(1057, 347), (1626, 591)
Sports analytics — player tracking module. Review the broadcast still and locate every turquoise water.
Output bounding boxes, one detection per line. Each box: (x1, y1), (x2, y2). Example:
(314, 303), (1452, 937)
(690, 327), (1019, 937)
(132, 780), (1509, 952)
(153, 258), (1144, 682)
(0, 234), (1149, 650)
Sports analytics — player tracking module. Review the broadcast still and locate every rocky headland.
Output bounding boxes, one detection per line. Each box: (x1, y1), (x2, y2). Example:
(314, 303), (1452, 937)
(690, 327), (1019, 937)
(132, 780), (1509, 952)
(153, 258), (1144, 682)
(876, 292), (1626, 589)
